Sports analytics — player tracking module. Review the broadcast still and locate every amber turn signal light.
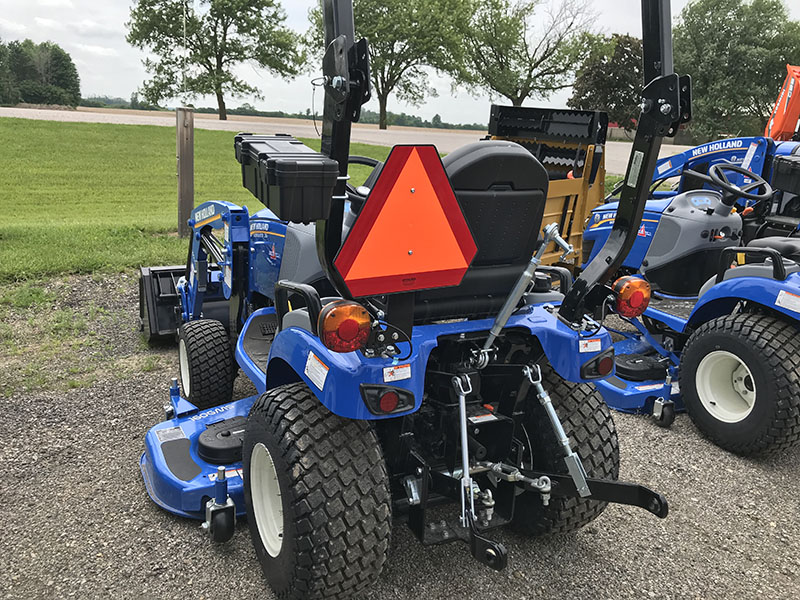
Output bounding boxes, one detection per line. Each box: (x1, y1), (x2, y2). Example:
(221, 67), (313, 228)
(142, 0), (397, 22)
(318, 300), (371, 353)
(612, 276), (651, 318)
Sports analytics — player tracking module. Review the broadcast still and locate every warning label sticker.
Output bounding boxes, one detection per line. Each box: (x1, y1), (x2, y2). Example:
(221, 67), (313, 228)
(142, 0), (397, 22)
(776, 290), (800, 314)
(742, 142), (758, 171)
(304, 351), (329, 391)
(384, 364), (411, 383)
(469, 413), (499, 424)
(635, 383), (664, 392)
(156, 426), (186, 443)
(657, 160), (672, 175)
(627, 150), (645, 188)
(579, 338), (602, 353)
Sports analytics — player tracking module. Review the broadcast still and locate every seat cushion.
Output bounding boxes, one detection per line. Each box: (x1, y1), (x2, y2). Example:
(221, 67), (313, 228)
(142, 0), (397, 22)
(747, 236), (800, 261)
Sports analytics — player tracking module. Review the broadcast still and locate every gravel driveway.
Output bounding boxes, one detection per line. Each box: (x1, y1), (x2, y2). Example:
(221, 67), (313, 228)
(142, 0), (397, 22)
(1, 274), (798, 600)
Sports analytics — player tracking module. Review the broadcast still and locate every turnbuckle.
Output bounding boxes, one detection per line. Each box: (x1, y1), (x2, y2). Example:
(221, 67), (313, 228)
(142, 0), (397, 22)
(524, 365), (591, 497)
(452, 374), (476, 527)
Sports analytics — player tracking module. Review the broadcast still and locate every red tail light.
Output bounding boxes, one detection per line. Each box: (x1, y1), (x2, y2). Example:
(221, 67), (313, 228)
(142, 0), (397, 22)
(612, 276), (651, 318)
(378, 391), (399, 413)
(318, 300), (371, 353)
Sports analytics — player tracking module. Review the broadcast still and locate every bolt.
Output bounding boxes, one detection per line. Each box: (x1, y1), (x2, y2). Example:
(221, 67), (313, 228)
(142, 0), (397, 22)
(416, 467), (423, 476)
(408, 250), (413, 255)
(410, 188), (416, 193)
(391, 332), (399, 341)
(474, 428), (480, 435)
(330, 76), (346, 91)
(377, 333), (385, 342)
(660, 103), (673, 115)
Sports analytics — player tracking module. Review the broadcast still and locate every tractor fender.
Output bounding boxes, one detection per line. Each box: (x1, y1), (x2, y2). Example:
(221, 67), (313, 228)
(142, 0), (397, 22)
(688, 273), (800, 329)
(517, 306), (614, 383)
(260, 326), (432, 421)
(242, 306), (612, 420)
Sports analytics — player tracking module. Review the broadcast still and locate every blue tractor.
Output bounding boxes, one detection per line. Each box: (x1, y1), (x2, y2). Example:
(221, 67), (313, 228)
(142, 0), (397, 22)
(138, 0), (685, 597)
(580, 78), (800, 453)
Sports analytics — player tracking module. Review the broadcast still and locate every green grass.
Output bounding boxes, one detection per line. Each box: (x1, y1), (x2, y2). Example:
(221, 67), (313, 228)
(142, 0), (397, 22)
(0, 117), (389, 282)
(0, 116), (624, 282)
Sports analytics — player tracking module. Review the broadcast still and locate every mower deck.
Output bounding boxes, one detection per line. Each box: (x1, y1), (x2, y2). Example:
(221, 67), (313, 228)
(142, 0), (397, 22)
(140, 391), (258, 519)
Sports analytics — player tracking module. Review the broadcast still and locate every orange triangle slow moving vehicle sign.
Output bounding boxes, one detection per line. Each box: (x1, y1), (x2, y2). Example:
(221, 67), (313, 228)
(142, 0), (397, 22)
(335, 145), (477, 298)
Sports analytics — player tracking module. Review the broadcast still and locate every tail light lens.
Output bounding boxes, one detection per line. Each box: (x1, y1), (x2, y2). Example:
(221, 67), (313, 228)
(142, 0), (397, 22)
(318, 300), (371, 353)
(612, 276), (651, 318)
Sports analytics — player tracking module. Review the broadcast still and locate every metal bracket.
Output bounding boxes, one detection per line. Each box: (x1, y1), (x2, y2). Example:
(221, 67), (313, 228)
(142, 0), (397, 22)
(451, 373), (476, 527)
(524, 365), (591, 497)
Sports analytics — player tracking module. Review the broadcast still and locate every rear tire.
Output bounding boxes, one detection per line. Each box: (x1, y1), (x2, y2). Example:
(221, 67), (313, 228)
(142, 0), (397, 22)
(177, 319), (234, 410)
(680, 313), (800, 455)
(512, 366), (620, 536)
(243, 383), (391, 600)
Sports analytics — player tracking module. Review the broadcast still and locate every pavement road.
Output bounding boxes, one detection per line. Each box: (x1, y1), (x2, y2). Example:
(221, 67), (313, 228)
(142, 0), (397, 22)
(0, 106), (692, 174)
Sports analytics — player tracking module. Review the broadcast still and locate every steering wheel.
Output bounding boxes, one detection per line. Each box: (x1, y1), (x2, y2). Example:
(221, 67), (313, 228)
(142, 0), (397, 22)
(345, 155), (383, 212)
(707, 163), (773, 205)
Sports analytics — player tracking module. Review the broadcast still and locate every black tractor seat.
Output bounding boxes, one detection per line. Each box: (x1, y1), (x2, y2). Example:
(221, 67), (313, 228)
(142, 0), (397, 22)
(413, 140), (550, 323)
(747, 236), (800, 262)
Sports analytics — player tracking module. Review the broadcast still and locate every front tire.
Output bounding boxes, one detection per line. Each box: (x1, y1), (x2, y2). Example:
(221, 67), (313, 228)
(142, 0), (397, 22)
(177, 319), (234, 410)
(243, 383), (391, 600)
(512, 366), (620, 536)
(680, 313), (800, 455)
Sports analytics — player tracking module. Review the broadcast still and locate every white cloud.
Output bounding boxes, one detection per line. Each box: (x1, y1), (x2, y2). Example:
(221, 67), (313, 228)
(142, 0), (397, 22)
(69, 19), (119, 38)
(37, 0), (74, 7)
(0, 18), (27, 34)
(73, 43), (119, 57)
(34, 17), (64, 30)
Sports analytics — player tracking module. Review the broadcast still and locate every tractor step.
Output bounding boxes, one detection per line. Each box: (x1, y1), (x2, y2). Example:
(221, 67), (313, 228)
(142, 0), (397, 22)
(240, 311), (278, 374)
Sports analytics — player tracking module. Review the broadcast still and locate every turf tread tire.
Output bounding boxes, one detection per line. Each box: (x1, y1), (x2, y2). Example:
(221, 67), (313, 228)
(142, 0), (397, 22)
(243, 383), (391, 600)
(680, 313), (800, 456)
(513, 366), (620, 536)
(177, 319), (234, 410)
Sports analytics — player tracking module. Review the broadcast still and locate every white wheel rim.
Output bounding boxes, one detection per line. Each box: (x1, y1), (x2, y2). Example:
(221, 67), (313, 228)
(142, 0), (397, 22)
(695, 350), (757, 423)
(250, 442), (284, 557)
(178, 338), (190, 396)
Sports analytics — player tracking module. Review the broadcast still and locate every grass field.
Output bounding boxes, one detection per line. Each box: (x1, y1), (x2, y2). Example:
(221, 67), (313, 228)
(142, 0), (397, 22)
(0, 117), (389, 282)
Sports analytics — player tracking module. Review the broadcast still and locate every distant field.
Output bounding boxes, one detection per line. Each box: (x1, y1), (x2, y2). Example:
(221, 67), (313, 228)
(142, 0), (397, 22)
(0, 117), (388, 282)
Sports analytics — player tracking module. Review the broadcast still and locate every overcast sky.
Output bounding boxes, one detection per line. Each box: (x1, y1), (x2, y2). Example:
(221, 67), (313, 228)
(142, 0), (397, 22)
(1, 1), (798, 124)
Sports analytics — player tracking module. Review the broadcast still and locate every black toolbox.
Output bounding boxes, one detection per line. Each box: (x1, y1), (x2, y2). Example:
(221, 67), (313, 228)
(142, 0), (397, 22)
(234, 133), (339, 223)
(771, 154), (800, 196)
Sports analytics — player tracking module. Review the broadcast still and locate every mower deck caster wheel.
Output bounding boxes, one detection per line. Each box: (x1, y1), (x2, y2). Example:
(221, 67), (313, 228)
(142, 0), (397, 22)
(208, 508), (235, 544)
(653, 399), (675, 428)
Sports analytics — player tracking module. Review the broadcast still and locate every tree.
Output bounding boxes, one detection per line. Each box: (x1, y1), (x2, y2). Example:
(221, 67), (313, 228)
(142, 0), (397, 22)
(308, 0), (470, 130)
(674, 0), (800, 139)
(127, 0), (305, 120)
(568, 34), (643, 132)
(0, 41), (20, 105)
(456, 0), (593, 106)
(4, 40), (80, 106)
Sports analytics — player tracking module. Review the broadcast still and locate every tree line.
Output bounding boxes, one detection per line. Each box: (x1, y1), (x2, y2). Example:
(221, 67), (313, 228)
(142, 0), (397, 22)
(127, 0), (800, 140)
(0, 39), (80, 107)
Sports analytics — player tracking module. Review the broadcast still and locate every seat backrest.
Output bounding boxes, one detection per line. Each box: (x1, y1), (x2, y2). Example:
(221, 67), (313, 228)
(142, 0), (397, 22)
(414, 141), (549, 322)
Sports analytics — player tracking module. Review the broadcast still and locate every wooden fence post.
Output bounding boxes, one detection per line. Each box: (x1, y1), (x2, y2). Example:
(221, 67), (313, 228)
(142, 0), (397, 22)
(177, 107), (194, 237)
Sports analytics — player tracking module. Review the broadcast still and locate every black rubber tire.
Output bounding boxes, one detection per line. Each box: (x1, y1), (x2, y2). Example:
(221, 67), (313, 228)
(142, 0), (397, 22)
(209, 508), (235, 543)
(243, 383), (391, 600)
(512, 366), (620, 536)
(680, 313), (800, 456)
(177, 319), (234, 410)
